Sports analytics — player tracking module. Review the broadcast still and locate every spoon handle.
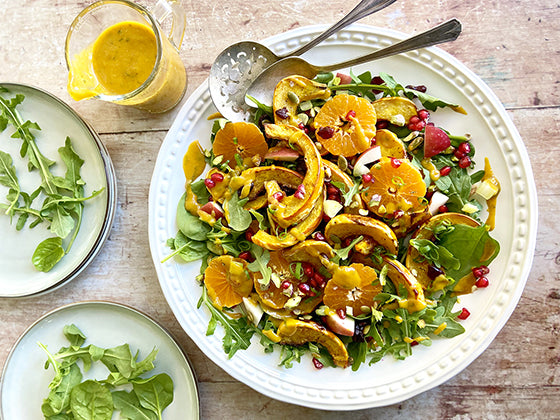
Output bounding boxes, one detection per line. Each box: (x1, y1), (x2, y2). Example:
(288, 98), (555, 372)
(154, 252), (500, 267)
(286, 0), (397, 57)
(316, 18), (462, 72)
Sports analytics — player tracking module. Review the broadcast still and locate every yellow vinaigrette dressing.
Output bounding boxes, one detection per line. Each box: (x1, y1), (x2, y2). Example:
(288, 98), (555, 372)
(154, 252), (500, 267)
(68, 21), (186, 112)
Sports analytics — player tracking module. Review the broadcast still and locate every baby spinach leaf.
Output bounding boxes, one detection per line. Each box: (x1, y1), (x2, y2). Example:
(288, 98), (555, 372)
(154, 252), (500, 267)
(112, 390), (156, 420)
(32, 237), (65, 272)
(132, 374), (174, 419)
(438, 224), (500, 281)
(70, 380), (113, 420)
(409, 238), (460, 270)
(176, 192), (210, 241)
(100, 344), (136, 379)
(224, 191), (252, 232)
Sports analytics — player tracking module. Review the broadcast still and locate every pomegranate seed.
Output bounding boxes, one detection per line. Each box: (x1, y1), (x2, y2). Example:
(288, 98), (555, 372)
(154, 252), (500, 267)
(238, 251), (253, 262)
(294, 190), (305, 199)
(362, 173), (372, 183)
(312, 231), (326, 242)
(475, 276), (489, 288)
(204, 178), (215, 189)
(342, 237), (353, 247)
(418, 109), (430, 120)
(407, 122), (416, 131)
(298, 123), (305, 129)
(281, 280), (292, 290)
(326, 184), (339, 195)
(312, 357), (324, 370)
(275, 107), (289, 119)
(272, 191), (284, 202)
(313, 272), (326, 287)
(390, 158), (401, 168)
(302, 262), (314, 278)
(327, 194), (341, 202)
(438, 205), (449, 213)
(393, 209), (404, 219)
(371, 137), (377, 145)
(317, 126), (335, 139)
(309, 276), (318, 288)
(210, 172), (224, 183)
(427, 265), (444, 280)
(410, 340), (419, 347)
(409, 115), (421, 124)
(457, 308), (471, 320)
(440, 166), (452, 176)
(298, 283), (311, 295)
(245, 229), (254, 242)
(479, 265), (490, 275)
(458, 156), (472, 168)
(472, 267), (483, 278)
(376, 120), (388, 129)
(345, 110), (356, 120)
(458, 142), (471, 155)
(454, 149), (466, 159)
(308, 290), (317, 297)
(337, 308), (346, 319)
(322, 213), (331, 223)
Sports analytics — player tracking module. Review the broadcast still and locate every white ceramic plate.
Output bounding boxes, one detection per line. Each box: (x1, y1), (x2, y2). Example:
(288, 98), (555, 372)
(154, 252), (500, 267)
(0, 83), (116, 297)
(0, 301), (200, 419)
(148, 24), (537, 410)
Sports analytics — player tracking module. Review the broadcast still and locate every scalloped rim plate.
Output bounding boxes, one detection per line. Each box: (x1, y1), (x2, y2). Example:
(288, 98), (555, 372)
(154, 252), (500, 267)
(0, 83), (116, 298)
(0, 301), (200, 419)
(148, 24), (537, 410)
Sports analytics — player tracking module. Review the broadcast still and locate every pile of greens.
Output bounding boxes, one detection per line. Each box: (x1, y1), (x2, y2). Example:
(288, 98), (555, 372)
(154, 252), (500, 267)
(0, 87), (103, 272)
(39, 324), (173, 420)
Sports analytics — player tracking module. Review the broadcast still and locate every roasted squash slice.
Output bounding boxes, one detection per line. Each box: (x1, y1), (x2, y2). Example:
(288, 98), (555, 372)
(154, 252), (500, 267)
(276, 318), (350, 368)
(324, 213), (398, 256)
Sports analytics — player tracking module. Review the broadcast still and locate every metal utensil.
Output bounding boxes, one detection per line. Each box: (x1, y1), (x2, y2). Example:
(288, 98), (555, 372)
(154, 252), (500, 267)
(209, 0), (396, 122)
(246, 19), (462, 108)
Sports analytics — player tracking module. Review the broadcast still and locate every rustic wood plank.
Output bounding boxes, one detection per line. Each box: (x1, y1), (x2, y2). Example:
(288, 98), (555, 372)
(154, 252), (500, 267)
(0, 0), (559, 418)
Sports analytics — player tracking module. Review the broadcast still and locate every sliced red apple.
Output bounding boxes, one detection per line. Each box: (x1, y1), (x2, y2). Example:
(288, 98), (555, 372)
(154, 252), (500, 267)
(428, 191), (449, 215)
(424, 125), (450, 158)
(324, 312), (355, 337)
(353, 145), (382, 176)
(336, 72), (353, 85)
(264, 145), (300, 161)
(199, 201), (224, 219)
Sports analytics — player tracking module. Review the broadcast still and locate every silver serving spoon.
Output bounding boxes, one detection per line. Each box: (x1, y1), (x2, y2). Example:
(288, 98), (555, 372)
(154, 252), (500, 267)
(209, 0), (396, 122)
(246, 19), (462, 108)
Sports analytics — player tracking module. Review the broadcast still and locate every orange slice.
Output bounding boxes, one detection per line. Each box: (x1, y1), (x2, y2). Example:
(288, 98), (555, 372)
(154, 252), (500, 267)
(204, 255), (253, 309)
(314, 94), (377, 157)
(361, 157), (427, 217)
(212, 121), (268, 168)
(323, 263), (381, 316)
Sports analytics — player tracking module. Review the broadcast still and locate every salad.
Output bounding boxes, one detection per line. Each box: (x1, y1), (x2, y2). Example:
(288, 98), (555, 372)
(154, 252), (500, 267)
(165, 70), (501, 370)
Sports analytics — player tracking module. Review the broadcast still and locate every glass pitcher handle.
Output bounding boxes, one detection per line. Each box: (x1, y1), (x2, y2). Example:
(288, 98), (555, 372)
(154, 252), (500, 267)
(151, 0), (186, 50)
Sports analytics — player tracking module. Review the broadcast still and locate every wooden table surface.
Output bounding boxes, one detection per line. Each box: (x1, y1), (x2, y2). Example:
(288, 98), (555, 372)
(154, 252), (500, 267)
(1, 0), (559, 418)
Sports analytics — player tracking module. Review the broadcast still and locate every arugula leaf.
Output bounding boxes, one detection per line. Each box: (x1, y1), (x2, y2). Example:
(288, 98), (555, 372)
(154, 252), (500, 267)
(200, 286), (254, 357)
(247, 244), (274, 288)
(161, 231), (208, 263)
(409, 238), (460, 270)
(41, 363), (83, 417)
(224, 191), (252, 231)
(0, 150), (21, 215)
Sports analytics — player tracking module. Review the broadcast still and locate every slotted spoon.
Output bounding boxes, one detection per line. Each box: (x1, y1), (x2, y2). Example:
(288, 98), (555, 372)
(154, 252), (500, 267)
(209, 0), (396, 122)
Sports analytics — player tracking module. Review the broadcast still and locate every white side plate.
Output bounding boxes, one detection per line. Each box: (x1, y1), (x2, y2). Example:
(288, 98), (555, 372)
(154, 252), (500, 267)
(0, 83), (116, 297)
(0, 301), (200, 419)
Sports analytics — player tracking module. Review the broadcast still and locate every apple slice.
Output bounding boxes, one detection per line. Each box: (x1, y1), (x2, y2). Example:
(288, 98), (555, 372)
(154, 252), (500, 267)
(424, 125), (450, 158)
(324, 312), (355, 337)
(199, 201), (224, 219)
(336, 72), (353, 85)
(428, 191), (449, 215)
(264, 145), (300, 161)
(353, 145), (382, 176)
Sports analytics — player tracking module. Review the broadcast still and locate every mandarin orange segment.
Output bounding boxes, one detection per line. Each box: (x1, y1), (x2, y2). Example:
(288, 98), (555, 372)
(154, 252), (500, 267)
(314, 94), (376, 157)
(323, 263), (381, 316)
(253, 251), (322, 314)
(361, 157), (427, 217)
(212, 121), (269, 168)
(204, 255), (253, 309)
